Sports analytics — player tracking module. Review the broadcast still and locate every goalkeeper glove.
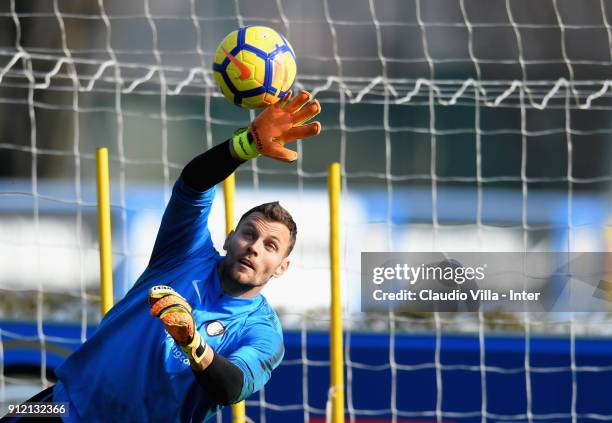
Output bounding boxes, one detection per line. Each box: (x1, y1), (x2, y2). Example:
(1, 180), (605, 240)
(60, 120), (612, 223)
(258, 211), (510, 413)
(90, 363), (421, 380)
(149, 285), (208, 367)
(231, 90), (321, 163)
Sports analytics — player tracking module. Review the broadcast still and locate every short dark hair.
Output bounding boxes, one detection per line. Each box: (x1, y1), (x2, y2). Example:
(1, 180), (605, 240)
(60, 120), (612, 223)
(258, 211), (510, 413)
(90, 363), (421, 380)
(236, 202), (297, 256)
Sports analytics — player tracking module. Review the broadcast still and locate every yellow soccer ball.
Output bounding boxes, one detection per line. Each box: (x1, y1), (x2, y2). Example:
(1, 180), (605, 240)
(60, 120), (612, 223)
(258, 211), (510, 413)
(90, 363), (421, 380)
(213, 26), (297, 109)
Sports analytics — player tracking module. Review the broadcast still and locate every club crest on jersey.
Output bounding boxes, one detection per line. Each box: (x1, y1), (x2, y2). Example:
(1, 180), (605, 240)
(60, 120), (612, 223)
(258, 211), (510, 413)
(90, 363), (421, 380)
(206, 321), (225, 337)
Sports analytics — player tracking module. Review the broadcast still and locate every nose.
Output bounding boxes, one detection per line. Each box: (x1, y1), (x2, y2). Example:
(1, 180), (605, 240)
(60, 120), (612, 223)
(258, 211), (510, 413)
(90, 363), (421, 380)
(246, 238), (262, 256)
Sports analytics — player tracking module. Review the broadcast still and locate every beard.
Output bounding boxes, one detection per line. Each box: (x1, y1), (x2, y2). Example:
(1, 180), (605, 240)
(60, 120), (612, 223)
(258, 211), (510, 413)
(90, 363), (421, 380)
(219, 259), (269, 296)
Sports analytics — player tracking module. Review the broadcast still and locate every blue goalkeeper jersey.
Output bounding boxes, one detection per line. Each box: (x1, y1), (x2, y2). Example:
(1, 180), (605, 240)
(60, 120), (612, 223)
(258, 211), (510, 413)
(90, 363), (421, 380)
(53, 177), (285, 423)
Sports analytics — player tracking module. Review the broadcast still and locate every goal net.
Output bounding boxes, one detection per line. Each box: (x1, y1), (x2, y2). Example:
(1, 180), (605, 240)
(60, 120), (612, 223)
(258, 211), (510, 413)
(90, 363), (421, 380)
(0, 0), (611, 422)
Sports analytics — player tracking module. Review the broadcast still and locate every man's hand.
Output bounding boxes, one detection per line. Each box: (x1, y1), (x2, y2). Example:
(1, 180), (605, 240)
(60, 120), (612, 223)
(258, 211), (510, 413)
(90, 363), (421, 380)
(231, 90), (321, 163)
(149, 285), (208, 367)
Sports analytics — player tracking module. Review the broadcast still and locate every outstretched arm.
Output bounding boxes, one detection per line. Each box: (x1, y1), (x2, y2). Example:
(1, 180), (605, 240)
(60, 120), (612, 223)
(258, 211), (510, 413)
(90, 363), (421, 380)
(148, 90), (320, 268)
(182, 89), (321, 193)
(180, 139), (244, 193)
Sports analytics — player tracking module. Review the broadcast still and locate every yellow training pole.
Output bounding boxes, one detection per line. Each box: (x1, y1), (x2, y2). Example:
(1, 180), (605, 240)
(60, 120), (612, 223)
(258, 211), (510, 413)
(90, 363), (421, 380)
(96, 148), (114, 316)
(231, 400), (246, 423)
(224, 172), (246, 422)
(328, 162), (344, 423)
(224, 173), (236, 236)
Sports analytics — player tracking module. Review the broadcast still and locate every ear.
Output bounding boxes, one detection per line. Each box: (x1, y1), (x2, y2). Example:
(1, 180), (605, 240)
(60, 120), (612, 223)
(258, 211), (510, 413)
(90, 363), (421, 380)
(223, 230), (234, 251)
(272, 257), (290, 278)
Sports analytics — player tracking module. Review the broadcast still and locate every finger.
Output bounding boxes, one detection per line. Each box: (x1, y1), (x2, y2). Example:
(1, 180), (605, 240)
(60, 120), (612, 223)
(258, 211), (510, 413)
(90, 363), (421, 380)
(292, 99), (320, 126)
(260, 142), (298, 163)
(282, 121), (321, 142)
(148, 285), (176, 303)
(283, 90), (311, 114)
(160, 310), (193, 329)
(150, 294), (192, 317)
(278, 90), (293, 108)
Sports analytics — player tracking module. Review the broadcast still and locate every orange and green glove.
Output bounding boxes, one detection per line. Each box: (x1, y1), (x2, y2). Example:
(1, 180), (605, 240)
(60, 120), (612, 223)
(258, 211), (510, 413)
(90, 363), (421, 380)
(149, 285), (207, 366)
(231, 90), (321, 163)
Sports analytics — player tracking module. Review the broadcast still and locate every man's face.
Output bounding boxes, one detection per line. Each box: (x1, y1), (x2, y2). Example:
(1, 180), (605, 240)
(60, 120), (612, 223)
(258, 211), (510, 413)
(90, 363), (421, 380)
(222, 212), (292, 292)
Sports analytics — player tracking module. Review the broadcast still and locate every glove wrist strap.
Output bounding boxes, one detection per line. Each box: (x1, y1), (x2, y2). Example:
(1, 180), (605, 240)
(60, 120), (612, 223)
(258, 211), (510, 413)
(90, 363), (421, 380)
(231, 127), (260, 160)
(182, 331), (208, 365)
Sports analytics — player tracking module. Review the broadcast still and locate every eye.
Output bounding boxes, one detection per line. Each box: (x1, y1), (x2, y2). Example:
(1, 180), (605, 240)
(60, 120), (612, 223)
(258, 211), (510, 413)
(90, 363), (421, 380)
(266, 242), (278, 251)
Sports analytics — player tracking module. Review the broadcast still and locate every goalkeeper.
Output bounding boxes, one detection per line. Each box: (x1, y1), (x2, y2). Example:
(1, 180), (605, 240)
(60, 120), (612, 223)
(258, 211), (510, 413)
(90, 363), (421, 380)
(47, 91), (320, 422)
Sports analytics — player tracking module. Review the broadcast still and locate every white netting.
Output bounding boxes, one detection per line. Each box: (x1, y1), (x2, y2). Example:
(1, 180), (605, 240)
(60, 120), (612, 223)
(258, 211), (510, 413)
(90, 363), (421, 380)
(0, 0), (611, 421)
